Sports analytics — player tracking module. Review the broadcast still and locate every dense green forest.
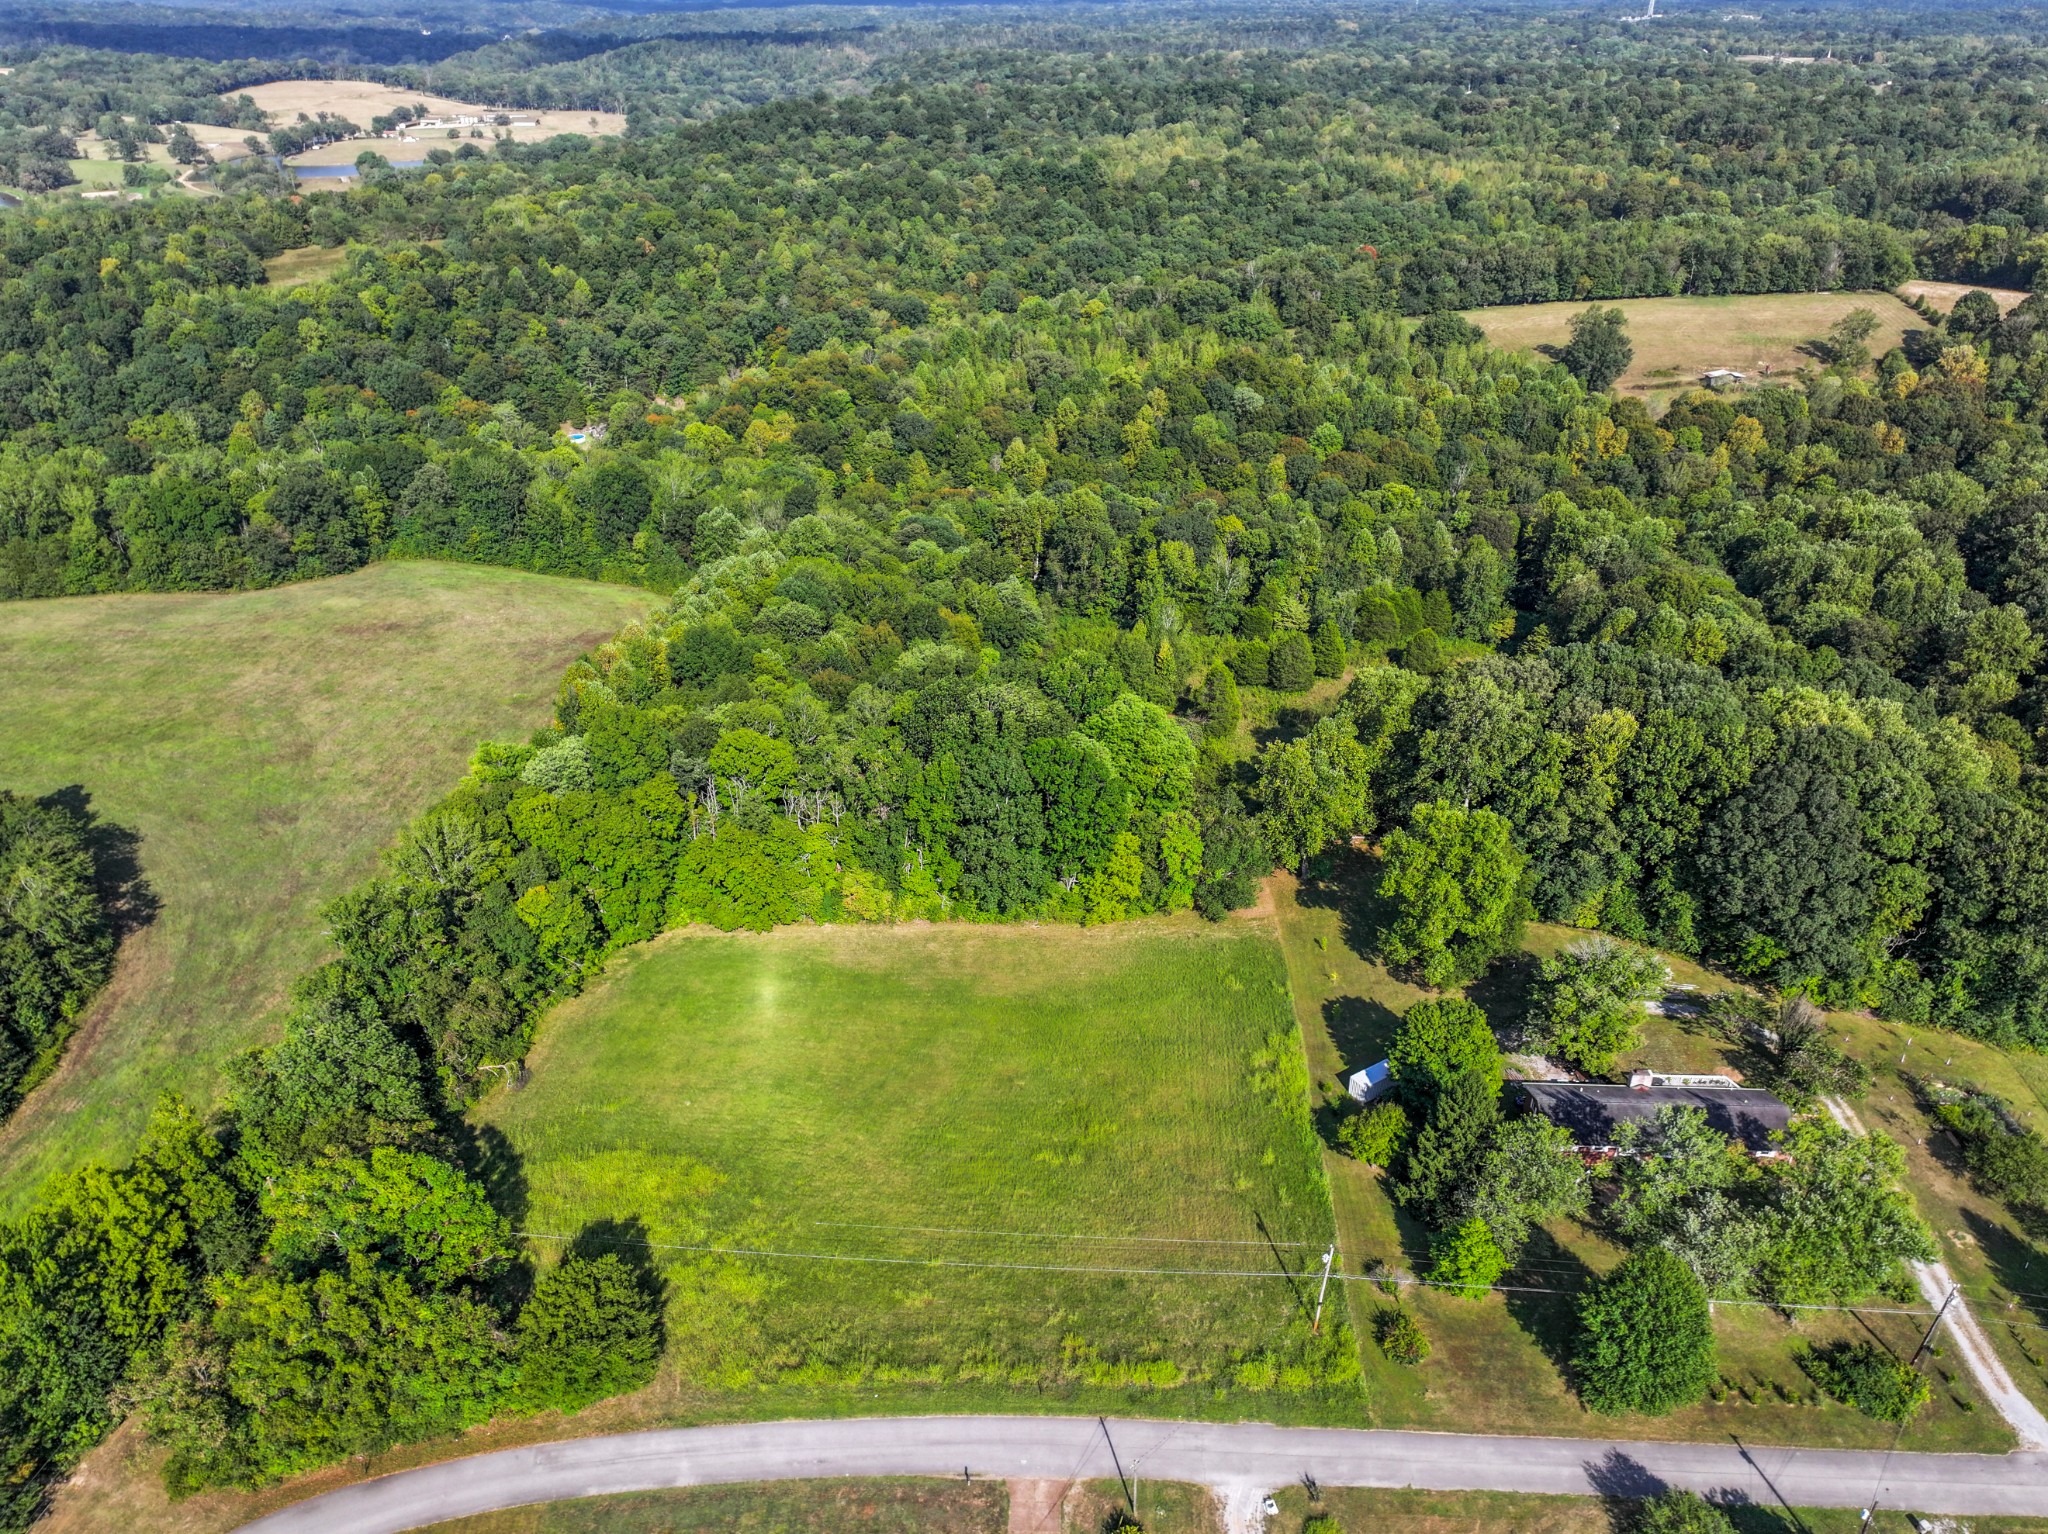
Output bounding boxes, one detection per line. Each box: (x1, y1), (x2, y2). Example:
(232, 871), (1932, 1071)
(0, 791), (116, 1115)
(2, 2), (2048, 1523)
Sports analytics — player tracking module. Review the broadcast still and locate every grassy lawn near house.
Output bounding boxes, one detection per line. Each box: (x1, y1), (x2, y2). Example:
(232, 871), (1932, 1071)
(0, 561), (650, 1209)
(472, 918), (1345, 1417)
(1270, 857), (2016, 1452)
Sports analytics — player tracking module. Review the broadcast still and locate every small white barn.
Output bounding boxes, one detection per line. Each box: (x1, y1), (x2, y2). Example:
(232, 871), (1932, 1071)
(1703, 367), (1747, 389)
(1347, 1059), (1393, 1105)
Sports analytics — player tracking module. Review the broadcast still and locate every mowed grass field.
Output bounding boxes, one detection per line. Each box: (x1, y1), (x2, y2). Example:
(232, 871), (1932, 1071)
(0, 561), (649, 1210)
(262, 244), (351, 288)
(422, 1479), (1220, 1534)
(477, 920), (1346, 1415)
(1271, 856), (2017, 1453)
(1463, 291), (1923, 410)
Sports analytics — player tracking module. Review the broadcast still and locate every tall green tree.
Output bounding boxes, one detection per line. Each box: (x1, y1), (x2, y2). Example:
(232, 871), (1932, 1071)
(1572, 1249), (1716, 1415)
(1558, 306), (1632, 391)
(1522, 937), (1667, 1075)
(1376, 801), (1528, 986)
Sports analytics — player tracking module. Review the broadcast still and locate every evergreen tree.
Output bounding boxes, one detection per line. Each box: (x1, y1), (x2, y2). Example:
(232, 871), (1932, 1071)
(1312, 619), (1346, 677)
(1269, 631), (1315, 692)
(1396, 1068), (1500, 1223)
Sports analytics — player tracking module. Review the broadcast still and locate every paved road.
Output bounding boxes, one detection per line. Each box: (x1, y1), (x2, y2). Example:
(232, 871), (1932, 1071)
(1821, 1095), (2048, 1450)
(235, 1415), (2048, 1534)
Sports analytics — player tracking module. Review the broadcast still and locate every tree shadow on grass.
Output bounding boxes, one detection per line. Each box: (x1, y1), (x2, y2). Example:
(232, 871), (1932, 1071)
(1503, 1224), (1595, 1374)
(1323, 992), (1402, 1076)
(41, 783), (159, 939)
(1464, 951), (1538, 1039)
(1585, 1452), (1803, 1534)
(1388, 1189), (1435, 1278)
(448, 1119), (531, 1230)
(1964, 1205), (2048, 1331)
(1292, 846), (1385, 965)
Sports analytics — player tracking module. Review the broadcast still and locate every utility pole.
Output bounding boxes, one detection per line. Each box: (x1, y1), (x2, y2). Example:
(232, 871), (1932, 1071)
(1311, 1244), (1337, 1334)
(1910, 1286), (1960, 1368)
(1862, 1288), (1959, 1531)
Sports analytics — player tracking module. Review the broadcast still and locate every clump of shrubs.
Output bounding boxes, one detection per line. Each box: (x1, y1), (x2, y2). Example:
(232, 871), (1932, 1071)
(1636, 1490), (1736, 1534)
(1926, 1082), (2048, 1217)
(1338, 1100), (1408, 1166)
(1797, 1341), (1930, 1422)
(1702, 992), (1869, 1106)
(1374, 1306), (1430, 1364)
(1428, 1217), (1508, 1300)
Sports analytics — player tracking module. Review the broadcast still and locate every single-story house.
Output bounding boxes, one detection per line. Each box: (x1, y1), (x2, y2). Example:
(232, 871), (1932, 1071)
(1703, 367), (1747, 388)
(1516, 1079), (1791, 1157)
(1348, 1059), (1393, 1105)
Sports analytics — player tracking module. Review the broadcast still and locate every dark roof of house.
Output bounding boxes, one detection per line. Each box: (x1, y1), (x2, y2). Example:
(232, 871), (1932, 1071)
(1516, 1082), (1793, 1154)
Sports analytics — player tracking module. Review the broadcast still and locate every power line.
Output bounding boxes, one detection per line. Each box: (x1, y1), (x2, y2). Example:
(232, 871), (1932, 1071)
(514, 1228), (1943, 1316)
(815, 1219), (1322, 1248)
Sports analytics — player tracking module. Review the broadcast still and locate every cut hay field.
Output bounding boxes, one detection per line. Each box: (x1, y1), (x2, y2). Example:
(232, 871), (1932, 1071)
(229, 80), (626, 169)
(0, 561), (650, 1211)
(1272, 855), (2019, 1454)
(1462, 291), (1923, 410)
(479, 919), (1346, 1415)
(1901, 279), (2030, 314)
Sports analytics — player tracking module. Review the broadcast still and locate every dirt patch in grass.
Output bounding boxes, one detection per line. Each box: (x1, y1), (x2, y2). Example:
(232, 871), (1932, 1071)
(1462, 291), (1925, 410)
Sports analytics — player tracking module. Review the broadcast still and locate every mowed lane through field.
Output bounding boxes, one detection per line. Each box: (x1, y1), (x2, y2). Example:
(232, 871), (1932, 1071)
(0, 561), (650, 1208)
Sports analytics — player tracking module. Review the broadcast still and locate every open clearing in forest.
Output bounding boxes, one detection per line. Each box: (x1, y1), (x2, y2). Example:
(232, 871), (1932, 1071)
(1901, 279), (2030, 314)
(226, 80), (626, 168)
(1462, 291), (1922, 409)
(0, 561), (649, 1211)
(1272, 853), (2021, 1454)
(477, 919), (1342, 1418)
(262, 244), (350, 288)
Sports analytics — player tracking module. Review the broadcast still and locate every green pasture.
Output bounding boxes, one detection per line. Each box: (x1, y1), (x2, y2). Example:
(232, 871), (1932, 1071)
(0, 561), (649, 1209)
(421, 1479), (1220, 1534)
(262, 244), (350, 288)
(477, 918), (1350, 1417)
(1271, 856), (2018, 1452)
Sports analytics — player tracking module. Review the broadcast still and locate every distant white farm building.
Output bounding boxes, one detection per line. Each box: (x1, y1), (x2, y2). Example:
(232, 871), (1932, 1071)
(1347, 1059), (1393, 1105)
(1703, 367), (1747, 388)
